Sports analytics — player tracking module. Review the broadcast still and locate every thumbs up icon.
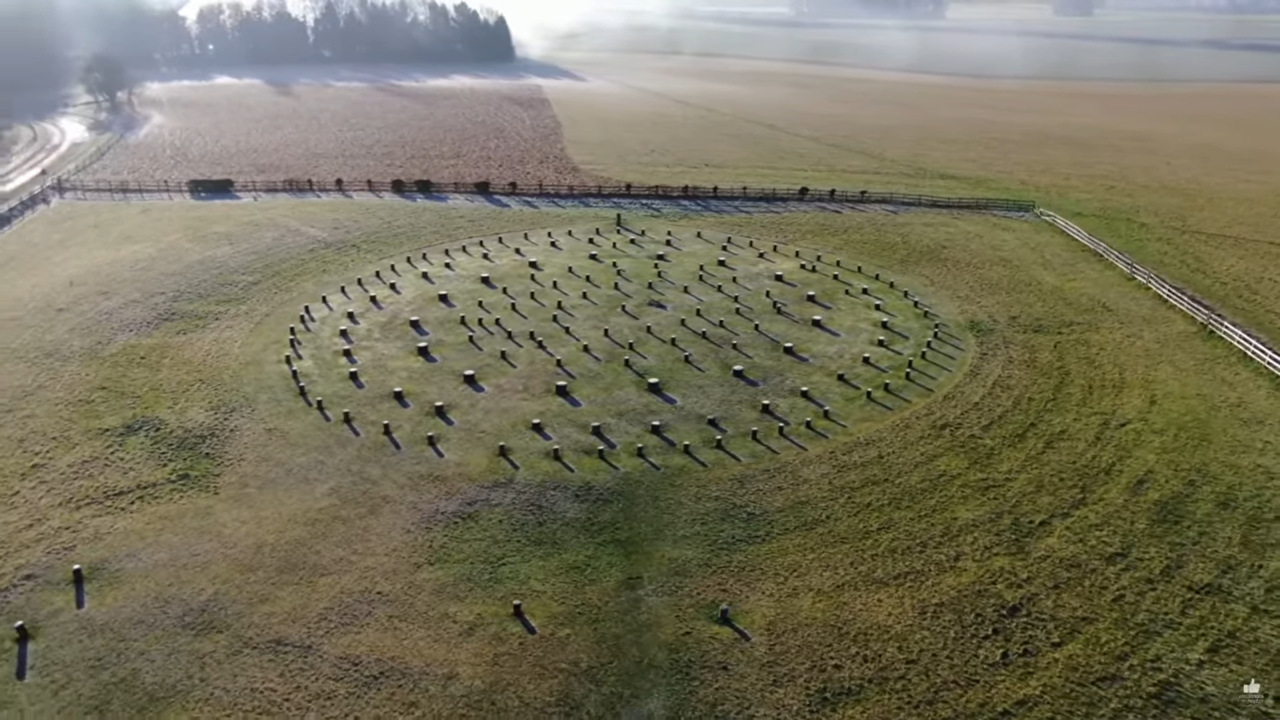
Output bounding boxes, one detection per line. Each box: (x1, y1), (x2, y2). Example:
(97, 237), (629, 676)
(1243, 679), (1260, 694)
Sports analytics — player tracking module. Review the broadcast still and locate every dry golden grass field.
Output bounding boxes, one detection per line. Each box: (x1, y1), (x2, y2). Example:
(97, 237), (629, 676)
(543, 53), (1280, 347)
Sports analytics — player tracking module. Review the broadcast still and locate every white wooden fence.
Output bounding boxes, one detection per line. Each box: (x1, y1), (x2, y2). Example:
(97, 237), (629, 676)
(1038, 209), (1280, 378)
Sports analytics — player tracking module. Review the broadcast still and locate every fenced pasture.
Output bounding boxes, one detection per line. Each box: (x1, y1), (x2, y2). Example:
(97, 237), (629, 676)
(0, 201), (1275, 717)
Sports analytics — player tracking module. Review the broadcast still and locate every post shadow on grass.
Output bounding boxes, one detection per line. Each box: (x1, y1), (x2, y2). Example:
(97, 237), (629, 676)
(651, 428), (677, 447)
(908, 375), (936, 393)
(468, 335), (484, 352)
(14, 624), (29, 682)
(386, 432), (403, 451)
(512, 306), (528, 320)
(867, 393), (894, 411)
(559, 391), (584, 408)
(345, 417), (362, 437)
(396, 396), (412, 409)
(887, 325), (910, 340)
(502, 453), (520, 470)
(803, 393), (828, 410)
(73, 566), (86, 610)
(806, 421), (830, 439)
(592, 428), (618, 451)
(512, 601), (538, 635)
(815, 323), (843, 338)
(440, 297), (457, 309)
(885, 386), (912, 404)
(780, 429), (809, 451)
(617, 286), (633, 299)
(716, 599), (752, 638)
(926, 343), (956, 361)
(638, 382), (677, 405)
(434, 405), (457, 426)
(685, 445), (710, 467)
(937, 335), (965, 352)
(787, 349), (813, 363)
(637, 452), (662, 471)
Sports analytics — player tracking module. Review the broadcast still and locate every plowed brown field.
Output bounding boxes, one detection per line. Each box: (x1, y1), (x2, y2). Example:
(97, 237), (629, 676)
(86, 79), (600, 186)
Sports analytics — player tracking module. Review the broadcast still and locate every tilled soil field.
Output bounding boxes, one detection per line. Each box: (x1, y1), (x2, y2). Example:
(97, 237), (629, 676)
(84, 80), (601, 186)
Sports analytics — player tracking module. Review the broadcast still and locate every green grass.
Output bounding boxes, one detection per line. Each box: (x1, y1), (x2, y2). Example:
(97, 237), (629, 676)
(0, 201), (1275, 717)
(288, 225), (957, 477)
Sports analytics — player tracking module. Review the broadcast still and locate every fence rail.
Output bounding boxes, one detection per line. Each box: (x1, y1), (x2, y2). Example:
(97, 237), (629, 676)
(0, 134), (123, 233)
(1038, 209), (1280, 378)
(8, 168), (1280, 377)
(50, 178), (1038, 213)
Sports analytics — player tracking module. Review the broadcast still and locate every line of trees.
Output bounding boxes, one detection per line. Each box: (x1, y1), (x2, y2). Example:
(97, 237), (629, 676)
(188, 1), (516, 66)
(1, 0), (516, 118)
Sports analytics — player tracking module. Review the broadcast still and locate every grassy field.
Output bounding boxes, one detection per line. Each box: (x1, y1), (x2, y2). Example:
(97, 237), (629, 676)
(0, 200), (1275, 716)
(543, 53), (1280, 349)
(289, 224), (955, 476)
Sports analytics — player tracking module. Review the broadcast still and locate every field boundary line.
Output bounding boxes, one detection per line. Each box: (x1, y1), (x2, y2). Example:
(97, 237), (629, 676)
(1039, 208), (1280, 378)
(48, 178), (1037, 212)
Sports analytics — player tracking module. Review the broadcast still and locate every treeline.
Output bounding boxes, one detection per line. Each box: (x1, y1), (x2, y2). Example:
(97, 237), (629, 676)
(1, 0), (515, 115)
(188, 1), (516, 66)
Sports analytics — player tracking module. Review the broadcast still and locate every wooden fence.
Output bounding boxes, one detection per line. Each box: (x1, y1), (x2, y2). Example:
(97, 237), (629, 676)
(0, 135), (122, 232)
(8, 170), (1280, 377)
(1039, 209), (1280, 377)
(51, 177), (1039, 214)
